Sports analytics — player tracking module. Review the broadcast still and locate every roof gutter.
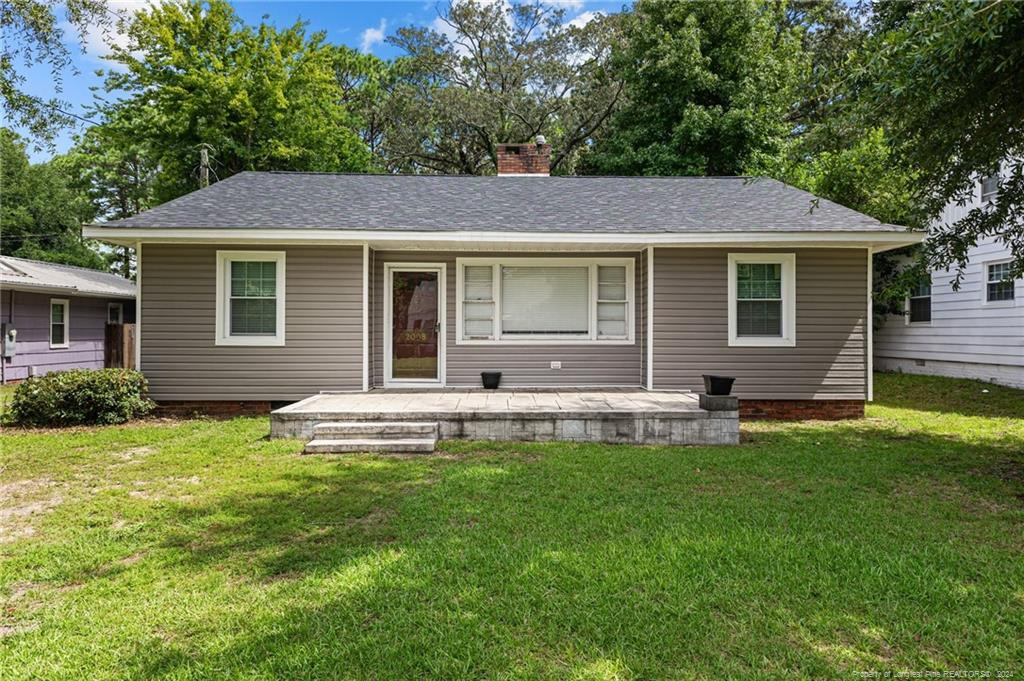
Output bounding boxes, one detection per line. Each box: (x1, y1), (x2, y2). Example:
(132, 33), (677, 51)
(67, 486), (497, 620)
(0, 281), (136, 299)
(83, 226), (924, 253)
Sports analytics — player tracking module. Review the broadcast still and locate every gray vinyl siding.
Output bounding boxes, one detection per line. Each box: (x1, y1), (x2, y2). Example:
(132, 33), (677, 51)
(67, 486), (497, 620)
(653, 247), (868, 400)
(372, 251), (644, 387)
(141, 244), (362, 401)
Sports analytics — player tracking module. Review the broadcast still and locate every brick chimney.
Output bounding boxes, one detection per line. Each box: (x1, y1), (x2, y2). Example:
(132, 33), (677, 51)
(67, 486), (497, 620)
(496, 138), (551, 176)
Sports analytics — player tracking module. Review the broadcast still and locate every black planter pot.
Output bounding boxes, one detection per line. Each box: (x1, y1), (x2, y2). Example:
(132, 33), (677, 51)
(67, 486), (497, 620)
(481, 371), (502, 390)
(702, 374), (735, 396)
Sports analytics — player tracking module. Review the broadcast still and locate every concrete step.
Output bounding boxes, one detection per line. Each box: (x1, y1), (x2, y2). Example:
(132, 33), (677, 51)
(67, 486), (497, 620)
(312, 421), (439, 440)
(303, 437), (437, 454)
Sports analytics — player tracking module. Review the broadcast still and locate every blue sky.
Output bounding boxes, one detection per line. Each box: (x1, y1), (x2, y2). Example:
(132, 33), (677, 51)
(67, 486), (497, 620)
(20, 0), (625, 161)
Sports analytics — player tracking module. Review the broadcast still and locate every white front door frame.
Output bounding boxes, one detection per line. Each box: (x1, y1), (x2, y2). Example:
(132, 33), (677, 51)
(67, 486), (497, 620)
(383, 262), (446, 388)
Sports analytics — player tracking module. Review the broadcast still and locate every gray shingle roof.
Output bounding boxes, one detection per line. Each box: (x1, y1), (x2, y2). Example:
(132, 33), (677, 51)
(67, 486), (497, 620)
(0, 256), (135, 298)
(95, 171), (909, 233)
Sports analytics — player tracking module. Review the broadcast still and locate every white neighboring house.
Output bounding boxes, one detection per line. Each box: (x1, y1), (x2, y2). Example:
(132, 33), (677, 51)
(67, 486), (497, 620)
(875, 170), (1024, 389)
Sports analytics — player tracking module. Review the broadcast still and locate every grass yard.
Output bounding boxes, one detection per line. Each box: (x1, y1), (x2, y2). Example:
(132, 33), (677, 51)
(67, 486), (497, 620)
(1, 373), (1022, 679)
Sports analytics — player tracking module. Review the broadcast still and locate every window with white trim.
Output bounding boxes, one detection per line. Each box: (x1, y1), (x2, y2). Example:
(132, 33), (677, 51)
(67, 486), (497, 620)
(215, 251), (286, 346)
(456, 257), (634, 343)
(908, 278), (931, 323)
(727, 253), (796, 347)
(50, 299), (69, 348)
(596, 265), (629, 338)
(108, 302), (123, 324)
(985, 261), (1015, 302)
(980, 171), (1000, 203)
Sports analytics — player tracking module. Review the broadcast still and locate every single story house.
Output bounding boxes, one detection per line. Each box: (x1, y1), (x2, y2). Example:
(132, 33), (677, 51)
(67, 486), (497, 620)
(84, 143), (922, 426)
(1, 256), (136, 383)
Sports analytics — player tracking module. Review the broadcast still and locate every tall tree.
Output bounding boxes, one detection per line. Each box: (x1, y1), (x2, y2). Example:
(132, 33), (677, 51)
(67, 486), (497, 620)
(863, 0), (1024, 282)
(93, 0), (375, 202)
(765, 1), (921, 228)
(63, 107), (160, 277)
(376, 0), (623, 175)
(580, 0), (807, 176)
(0, 0), (116, 144)
(0, 128), (106, 270)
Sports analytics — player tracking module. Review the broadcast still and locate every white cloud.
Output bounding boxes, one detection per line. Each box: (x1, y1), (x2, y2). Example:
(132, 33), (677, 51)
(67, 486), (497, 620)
(552, 0), (585, 10)
(62, 1), (158, 69)
(359, 19), (387, 54)
(568, 10), (604, 29)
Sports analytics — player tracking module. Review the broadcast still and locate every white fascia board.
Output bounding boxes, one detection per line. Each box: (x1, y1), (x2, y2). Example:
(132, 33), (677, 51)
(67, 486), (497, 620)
(84, 226), (925, 251)
(0, 282), (135, 299)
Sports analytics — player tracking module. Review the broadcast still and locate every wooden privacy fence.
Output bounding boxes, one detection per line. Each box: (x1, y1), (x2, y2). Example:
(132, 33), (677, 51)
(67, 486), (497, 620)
(105, 323), (136, 370)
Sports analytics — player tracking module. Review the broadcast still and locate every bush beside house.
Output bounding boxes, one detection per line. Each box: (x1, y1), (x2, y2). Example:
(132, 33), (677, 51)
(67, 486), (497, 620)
(4, 369), (154, 426)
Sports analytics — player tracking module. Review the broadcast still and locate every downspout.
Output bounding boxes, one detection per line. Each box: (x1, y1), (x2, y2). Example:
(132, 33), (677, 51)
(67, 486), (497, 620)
(867, 247), (874, 402)
(1, 289), (12, 385)
(646, 246), (654, 390)
(362, 243), (369, 392)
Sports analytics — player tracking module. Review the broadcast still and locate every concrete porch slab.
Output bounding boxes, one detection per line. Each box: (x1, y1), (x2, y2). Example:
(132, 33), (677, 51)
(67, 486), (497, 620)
(271, 388), (739, 446)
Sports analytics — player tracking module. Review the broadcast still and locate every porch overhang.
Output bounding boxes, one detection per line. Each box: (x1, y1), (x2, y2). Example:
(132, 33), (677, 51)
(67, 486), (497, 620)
(82, 227), (925, 254)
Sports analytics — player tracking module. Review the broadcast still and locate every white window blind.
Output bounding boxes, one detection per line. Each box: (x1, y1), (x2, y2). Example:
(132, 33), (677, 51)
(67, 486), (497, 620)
(501, 266), (589, 335)
(462, 265), (495, 338)
(981, 172), (1000, 202)
(230, 261), (277, 335)
(736, 263), (782, 336)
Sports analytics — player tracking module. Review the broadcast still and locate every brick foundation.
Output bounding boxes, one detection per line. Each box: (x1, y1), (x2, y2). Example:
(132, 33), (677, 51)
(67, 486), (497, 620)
(155, 401), (272, 418)
(739, 399), (864, 420)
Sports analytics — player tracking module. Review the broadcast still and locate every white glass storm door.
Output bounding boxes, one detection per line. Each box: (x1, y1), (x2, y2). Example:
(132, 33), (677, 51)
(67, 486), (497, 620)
(384, 264), (445, 386)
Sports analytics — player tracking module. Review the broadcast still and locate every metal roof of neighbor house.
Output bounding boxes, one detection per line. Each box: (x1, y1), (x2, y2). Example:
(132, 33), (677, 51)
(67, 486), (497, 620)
(92, 171), (912, 234)
(0, 256), (136, 299)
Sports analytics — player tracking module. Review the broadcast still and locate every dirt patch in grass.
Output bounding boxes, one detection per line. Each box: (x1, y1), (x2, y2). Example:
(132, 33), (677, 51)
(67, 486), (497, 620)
(114, 446), (156, 461)
(0, 621), (40, 638)
(349, 507), (395, 528)
(0, 478), (63, 543)
(2, 580), (84, 639)
(2, 417), (187, 435)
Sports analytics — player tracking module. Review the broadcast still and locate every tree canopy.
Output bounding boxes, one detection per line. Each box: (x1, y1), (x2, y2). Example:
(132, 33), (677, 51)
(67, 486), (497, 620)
(861, 0), (1024, 281)
(580, 0), (806, 176)
(375, 0), (623, 174)
(92, 0), (376, 203)
(0, 129), (107, 270)
(4, 0), (1023, 282)
(0, 0), (116, 144)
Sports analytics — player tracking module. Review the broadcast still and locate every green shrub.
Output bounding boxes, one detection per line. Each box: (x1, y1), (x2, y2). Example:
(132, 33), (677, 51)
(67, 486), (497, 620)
(5, 369), (154, 427)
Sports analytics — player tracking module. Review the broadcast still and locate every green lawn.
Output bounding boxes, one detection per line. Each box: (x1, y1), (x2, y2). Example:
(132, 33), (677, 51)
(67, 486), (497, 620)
(2, 373), (1022, 679)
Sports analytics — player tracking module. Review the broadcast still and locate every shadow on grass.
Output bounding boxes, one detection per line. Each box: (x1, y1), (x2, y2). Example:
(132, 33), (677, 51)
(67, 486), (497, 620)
(126, 424), (1023, 678)
(872, 371), (1024, 419)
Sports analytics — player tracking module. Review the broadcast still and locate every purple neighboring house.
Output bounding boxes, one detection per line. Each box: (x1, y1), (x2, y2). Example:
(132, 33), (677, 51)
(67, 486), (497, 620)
(0, 256), (136, 383)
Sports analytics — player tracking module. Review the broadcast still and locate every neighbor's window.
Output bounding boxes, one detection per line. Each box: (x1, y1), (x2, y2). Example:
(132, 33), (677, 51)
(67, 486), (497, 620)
(215, 251), (286, 346)
(980, 171), (1000, 203)
(456, 258), (634, 343)
(108, 302), (123, 324)
(50, 299), (69, 349)
(727, 253), (796, 347)
(908, 279), (932, 323)
(985, 261), (1015, 302)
